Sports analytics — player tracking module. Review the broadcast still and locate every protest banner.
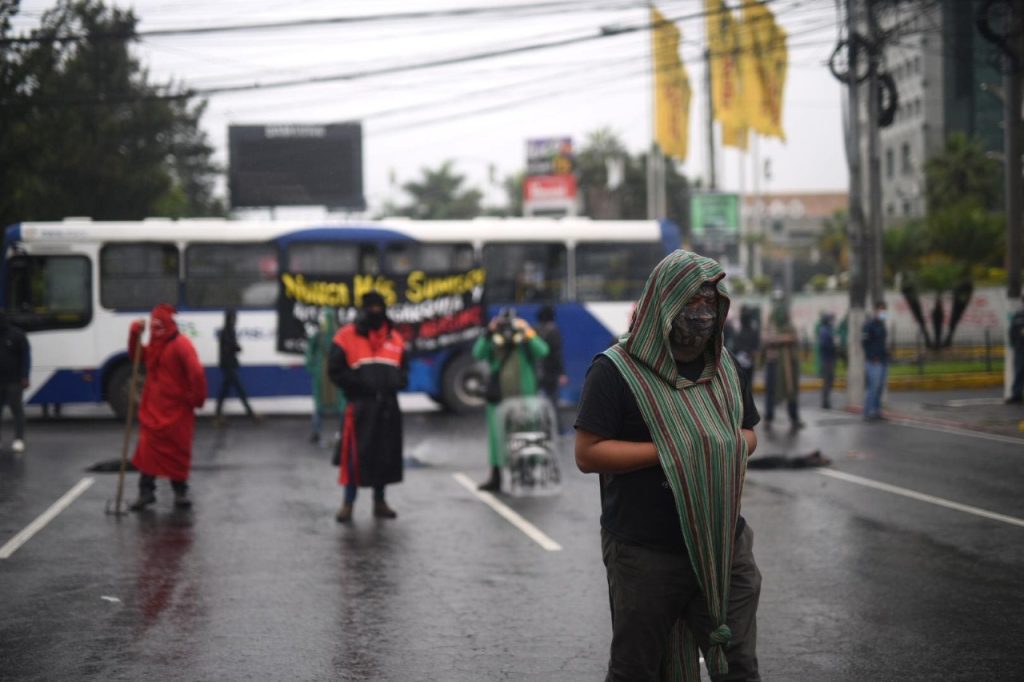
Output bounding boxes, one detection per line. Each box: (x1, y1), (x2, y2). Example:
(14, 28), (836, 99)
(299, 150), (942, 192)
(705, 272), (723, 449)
(277, 267), (486, 355)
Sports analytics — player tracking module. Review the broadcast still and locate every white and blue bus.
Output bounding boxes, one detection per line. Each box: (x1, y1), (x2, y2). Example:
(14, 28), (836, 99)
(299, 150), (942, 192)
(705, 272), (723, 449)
(1, 217), (679, 416)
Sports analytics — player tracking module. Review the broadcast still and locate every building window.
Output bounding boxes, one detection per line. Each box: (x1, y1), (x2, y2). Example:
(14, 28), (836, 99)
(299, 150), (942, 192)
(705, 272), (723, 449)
(901, 143), (912, 174)
(885, 148), (894, 178)
(887, 204), (895, 217)
(903, 200), (912, 215)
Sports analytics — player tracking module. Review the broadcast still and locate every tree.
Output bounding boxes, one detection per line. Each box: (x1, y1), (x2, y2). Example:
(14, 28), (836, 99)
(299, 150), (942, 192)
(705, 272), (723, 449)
(386, 161), (483, 219)
(816, 209), (849, 276)
(573, 128), (690, 229)
(0, 0), (224, 227)
(884, 133), (1005, 347)
(924, 132), (1001, 213)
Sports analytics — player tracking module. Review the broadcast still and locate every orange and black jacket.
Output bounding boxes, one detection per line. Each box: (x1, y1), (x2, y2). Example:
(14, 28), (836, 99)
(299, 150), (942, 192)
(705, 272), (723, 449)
(327, 318), (408, 400)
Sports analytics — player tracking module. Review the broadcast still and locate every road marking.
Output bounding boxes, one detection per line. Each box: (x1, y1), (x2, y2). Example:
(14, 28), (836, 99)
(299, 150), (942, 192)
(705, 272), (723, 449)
(452, 473), (562, 551)
(887, 419), (1024, 447)
(817, 469), (1024, 529)
(0, 477), (95, 559)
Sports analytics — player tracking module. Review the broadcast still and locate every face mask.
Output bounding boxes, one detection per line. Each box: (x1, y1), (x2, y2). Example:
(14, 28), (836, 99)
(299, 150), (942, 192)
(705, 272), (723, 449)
(669, 284), (719, 361)
(878, 311), (888, 322)
(365, 310), (386, 330)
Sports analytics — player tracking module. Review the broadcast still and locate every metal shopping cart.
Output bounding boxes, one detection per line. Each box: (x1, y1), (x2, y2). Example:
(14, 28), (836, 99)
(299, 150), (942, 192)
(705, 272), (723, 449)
(496, 395), (561, 497)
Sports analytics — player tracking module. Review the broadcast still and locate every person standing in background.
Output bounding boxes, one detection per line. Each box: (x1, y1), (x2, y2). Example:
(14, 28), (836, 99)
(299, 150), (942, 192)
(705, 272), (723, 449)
(761, 295), (804, 430)
(328, 292), (407, 522)
(1007, 295), (1024, 404)
(473, 308), (549, 492)
(0, 311), (30, 453)
(129, 304), (208, 511)
(305, 308), (345, 445)
(731, 305), (760, 392)
(817, 312), (837, 409)
(862, 301), (889, 421)
(215, 309), (259, 425)
(535, 304), (568, 433)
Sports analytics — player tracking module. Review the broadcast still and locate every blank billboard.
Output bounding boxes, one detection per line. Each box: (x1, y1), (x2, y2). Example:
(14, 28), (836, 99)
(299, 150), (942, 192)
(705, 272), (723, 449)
(229, 123), (364, 210)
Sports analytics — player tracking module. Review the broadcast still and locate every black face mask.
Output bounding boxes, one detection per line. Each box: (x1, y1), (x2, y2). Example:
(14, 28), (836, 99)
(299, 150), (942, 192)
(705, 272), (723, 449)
(365, 310), (386, 330)
(669, 285), (718, 361)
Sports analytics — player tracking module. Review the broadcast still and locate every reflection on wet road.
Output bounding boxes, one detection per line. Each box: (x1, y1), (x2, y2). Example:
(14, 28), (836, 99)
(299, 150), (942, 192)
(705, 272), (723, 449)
(1, 402), (1023, 680)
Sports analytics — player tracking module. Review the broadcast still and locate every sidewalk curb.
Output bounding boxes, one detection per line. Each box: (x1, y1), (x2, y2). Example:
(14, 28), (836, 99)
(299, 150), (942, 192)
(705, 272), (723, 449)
(754, 372), (1004, 394)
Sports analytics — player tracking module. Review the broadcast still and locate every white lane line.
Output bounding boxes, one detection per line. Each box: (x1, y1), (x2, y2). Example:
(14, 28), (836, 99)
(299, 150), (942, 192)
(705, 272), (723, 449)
(452, 473), (562, 551)
(817, 469), (1024, 529)
(888, 419), (1024, 447)
(0, 477), (96, 559)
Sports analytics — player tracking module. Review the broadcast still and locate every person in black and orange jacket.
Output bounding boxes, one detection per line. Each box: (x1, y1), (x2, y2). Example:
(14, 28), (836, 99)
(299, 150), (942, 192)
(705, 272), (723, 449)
(328, 292), (408, 522)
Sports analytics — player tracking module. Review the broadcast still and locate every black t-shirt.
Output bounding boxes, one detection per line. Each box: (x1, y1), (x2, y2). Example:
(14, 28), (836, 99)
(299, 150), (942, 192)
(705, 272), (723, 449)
(574, 351), (759, 553)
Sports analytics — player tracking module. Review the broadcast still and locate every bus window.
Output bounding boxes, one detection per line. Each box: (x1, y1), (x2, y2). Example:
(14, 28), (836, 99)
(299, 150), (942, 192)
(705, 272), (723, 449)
(100, 243), (179, 310)
(5, 255), (92, 331)
(185, 243), (278, 309)
(286, 243), (378, 274)
(385, 243), (475, 274)
(575, 242), (664, 302)
(482, 243), (567, 303)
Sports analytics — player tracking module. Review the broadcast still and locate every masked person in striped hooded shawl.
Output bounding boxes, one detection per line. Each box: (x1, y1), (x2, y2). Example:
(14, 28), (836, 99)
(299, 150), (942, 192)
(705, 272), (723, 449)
(575, 250), (762, 681)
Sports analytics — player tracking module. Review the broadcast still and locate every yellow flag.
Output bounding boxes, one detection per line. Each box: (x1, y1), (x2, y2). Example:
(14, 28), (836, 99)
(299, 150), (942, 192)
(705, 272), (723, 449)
(722, 120), (749, 150)
(651, 7), (691, 160)
(740, 0), (787, 140)
(704, 0), (744, 137)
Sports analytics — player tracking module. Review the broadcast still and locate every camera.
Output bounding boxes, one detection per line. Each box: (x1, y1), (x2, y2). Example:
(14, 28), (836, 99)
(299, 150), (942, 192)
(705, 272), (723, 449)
(492, 308), (523, 346)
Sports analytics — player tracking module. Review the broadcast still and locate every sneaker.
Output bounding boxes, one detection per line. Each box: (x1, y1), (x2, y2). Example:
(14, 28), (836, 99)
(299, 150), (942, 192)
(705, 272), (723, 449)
(373, 501), (398, 519)
(11, 439), (24, 453)
(129, 492), (156, 512)
(173, 492), (193, 509)
(335, 503), (353, 523)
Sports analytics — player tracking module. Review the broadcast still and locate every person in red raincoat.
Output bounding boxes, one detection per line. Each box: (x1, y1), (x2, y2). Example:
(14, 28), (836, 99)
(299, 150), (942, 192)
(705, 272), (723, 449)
(328, 292), (407, 523)
(129, 304), (208, 511)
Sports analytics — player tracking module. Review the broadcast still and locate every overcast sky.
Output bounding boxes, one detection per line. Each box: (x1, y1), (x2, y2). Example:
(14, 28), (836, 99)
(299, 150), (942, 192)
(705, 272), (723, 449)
(13, 0), (849, 215)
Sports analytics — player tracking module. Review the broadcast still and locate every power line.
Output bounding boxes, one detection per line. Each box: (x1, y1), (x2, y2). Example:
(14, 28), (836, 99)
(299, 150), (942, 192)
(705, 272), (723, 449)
(4, 0), (827, 107)
(0, 0), (643, 45)
(151, 0), (830, 91)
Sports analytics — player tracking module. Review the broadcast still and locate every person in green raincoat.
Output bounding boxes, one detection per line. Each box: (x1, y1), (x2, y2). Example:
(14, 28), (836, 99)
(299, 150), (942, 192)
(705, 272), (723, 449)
(305, 308), (345, 446)
(474, 308), (549, 492)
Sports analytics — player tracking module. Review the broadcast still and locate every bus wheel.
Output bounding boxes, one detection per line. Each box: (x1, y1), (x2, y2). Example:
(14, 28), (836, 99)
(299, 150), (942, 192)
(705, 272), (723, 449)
(440, 352), (487, 414)
(106, 362), (145, 420)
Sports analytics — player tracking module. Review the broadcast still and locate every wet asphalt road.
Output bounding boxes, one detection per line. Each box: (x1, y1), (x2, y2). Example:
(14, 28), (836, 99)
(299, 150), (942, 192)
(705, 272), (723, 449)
(1, 395), (1023, 681)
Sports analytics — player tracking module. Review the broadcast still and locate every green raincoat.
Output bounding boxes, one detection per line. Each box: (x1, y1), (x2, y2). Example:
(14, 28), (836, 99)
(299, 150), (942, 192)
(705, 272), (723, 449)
(473, 328), (549, 467)
(305, 313), (345, 418)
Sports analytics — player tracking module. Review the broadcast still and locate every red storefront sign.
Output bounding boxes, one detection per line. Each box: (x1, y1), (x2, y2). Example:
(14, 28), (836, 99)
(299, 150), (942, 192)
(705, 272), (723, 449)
(523, 175), (578, 201)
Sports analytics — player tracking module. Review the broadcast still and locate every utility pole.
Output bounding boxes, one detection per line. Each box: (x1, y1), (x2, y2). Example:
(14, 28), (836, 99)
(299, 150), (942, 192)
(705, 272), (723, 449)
(1006, 14), (1022, 301)
(865, 0), (884, 308)
(705, 48), (717, 190)
(1004, 7), (1022, 397)
(845, 0), (867, 411)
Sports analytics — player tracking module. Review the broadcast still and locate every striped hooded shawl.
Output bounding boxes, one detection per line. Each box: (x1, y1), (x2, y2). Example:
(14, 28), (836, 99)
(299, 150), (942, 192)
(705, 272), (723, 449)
(604, 249), (747, 680)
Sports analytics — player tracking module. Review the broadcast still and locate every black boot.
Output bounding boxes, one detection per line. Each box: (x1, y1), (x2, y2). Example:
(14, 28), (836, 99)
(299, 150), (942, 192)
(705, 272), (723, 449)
(171, 480), (192, 509)
(478, 466), (501, 492)
(130, 475), (157, 511)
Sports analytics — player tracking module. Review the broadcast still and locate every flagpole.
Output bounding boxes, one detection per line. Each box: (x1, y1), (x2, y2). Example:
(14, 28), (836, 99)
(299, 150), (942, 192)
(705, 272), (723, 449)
(704, 47), (717, 191)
